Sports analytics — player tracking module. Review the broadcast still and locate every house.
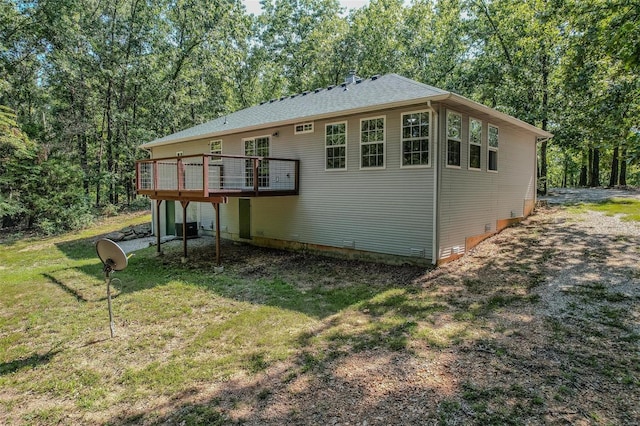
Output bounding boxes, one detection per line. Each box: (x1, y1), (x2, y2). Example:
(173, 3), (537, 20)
(136, 73), (552, 265)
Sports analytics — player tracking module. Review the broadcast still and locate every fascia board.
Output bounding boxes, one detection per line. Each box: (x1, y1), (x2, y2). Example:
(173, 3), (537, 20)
(446, 93), (554, 138)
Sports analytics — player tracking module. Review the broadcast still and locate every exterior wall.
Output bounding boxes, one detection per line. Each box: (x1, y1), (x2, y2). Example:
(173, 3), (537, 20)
(150, 104), (436, 261)
(436, 103), (537, 261)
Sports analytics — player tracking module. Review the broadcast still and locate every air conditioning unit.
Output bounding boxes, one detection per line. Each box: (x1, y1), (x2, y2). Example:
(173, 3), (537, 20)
(176, 222), (198, 238)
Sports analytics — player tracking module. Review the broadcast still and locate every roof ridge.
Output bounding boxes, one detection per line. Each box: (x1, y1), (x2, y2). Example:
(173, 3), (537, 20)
(386, 73), (449, 94)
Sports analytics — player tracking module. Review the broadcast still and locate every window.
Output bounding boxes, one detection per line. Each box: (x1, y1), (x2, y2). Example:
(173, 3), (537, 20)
(325, 122), (347, 170)
(360, 116), (385, 168)
(469, 118), (482, 170)
(446, 111), (462, 167)
(488, 124), (499, 172)
(401, 111), (430, 167)
(244, 136), (270, 187)
(294, 122), (314, 134)
(209, 139), (222, 161)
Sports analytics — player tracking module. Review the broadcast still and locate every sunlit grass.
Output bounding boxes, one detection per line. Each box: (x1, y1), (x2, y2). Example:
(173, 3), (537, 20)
(4, 207), (631, 424)
(0, 212), (407, 422)
(568, 197), (640, 222)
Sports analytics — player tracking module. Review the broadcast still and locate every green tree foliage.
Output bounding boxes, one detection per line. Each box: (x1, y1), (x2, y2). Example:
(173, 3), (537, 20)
(554, 0), (640, 187)
(0, 103), (91, 231)
(1, 0), (639, 233)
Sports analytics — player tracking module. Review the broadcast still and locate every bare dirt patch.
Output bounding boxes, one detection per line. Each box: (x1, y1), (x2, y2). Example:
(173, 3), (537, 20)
(158, 239), (426, 290)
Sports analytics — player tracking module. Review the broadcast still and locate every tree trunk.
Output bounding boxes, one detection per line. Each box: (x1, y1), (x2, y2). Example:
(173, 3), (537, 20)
(579, 166), (587, 187)
(562, 154), (568, 188)
(579, 151), (587, 186)
(619, 147), (627, 186)
(587, 148), (593, 186)
(589, 148), (600, 187)
(79, 134), (89, 195)
(540, 140), (548, 194)
(539, 49), (549, 195)
(106, 80), (115, 205)
(609, 145), (619, 187)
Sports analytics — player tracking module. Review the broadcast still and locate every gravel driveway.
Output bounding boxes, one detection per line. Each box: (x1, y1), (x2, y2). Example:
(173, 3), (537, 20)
(540, 186), (640, 204)
(534, 189), (640, 332)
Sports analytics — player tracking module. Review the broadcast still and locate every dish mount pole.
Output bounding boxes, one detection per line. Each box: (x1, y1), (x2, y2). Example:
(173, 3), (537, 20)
(96, 238), (128, 339)
(103, 262), (116, 338)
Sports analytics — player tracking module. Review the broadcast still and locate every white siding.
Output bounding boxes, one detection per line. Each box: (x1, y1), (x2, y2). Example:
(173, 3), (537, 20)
(437, 104), (537, 259)
(150, 104), (436, 260)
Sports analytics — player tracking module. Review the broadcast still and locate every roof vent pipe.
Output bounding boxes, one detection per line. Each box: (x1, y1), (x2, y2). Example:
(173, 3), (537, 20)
(345, 70), (358, 84)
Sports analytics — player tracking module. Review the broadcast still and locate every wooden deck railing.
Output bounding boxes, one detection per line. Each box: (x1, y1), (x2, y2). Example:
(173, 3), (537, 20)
(136, 154), (300, 200)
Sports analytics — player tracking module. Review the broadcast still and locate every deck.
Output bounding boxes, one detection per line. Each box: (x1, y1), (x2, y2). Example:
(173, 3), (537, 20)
(135, 153), (300, 201)
(135, 153), (299, 264)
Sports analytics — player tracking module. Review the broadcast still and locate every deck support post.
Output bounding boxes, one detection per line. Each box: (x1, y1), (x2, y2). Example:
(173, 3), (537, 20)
(213, 202), (221, 267)
(253, 158), (259, 196)
(180, 200), (190, 261)
(155, 200), (163, 255)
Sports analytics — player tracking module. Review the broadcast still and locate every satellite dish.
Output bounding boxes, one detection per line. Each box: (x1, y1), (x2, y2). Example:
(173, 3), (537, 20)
(96, 238), (128, 338)
(96, 238), (128, 272)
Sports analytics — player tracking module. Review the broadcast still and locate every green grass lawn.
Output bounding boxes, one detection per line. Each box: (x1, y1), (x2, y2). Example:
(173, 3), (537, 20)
(1, 208), (637, 425)
(0, 213), (422, 424)
(568, 197), (640, 222)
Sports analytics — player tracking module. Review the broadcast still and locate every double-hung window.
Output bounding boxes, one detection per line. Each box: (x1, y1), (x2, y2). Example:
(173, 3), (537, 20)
(488, 124), (499, 172)
(468, 118), (482, 170)
(401, 111), (430, 167)
(446, 111), (462, 167)
(360, 116), (385, 168)
(325, 122), (347, 170)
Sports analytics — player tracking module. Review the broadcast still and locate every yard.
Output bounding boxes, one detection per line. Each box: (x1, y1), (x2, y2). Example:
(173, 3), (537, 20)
(1, 190), (639, 425)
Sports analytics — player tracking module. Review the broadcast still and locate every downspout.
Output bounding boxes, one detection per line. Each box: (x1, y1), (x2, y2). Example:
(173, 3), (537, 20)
(426, 100), (439, 265)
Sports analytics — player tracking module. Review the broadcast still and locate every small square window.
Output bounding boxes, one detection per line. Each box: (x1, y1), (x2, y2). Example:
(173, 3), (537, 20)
(294, 122), (314, 134)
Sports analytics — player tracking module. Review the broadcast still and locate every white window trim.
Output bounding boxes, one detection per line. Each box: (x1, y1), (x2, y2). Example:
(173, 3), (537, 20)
(446, 110), (462, 169)
(488, 124), (499, 173)
(468, 117), (482, 171)
(359, 115), (386, 170)
(294, 122), (314, 135)
(242, 135), (272, 157)
(242, 135), (271, 189)
(325, 121), (348, 171)
(400, 109), (431, 169)
(209, 139), (223, 162)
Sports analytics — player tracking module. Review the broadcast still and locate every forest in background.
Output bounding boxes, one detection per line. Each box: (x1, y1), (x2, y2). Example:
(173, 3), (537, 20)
(1, 0), (639, 233)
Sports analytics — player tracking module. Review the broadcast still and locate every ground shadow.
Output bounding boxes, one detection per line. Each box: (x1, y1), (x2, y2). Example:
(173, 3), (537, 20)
(0, 348), (62, 377)
(105, 206), (640, 425)
(51, 233), (428, 321)
(42, 272), (89, 302)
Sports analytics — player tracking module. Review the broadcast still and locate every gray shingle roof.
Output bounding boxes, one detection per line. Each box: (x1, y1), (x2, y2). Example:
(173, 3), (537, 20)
(142, 73), (551, 148)
(142, 74), (448, 147)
